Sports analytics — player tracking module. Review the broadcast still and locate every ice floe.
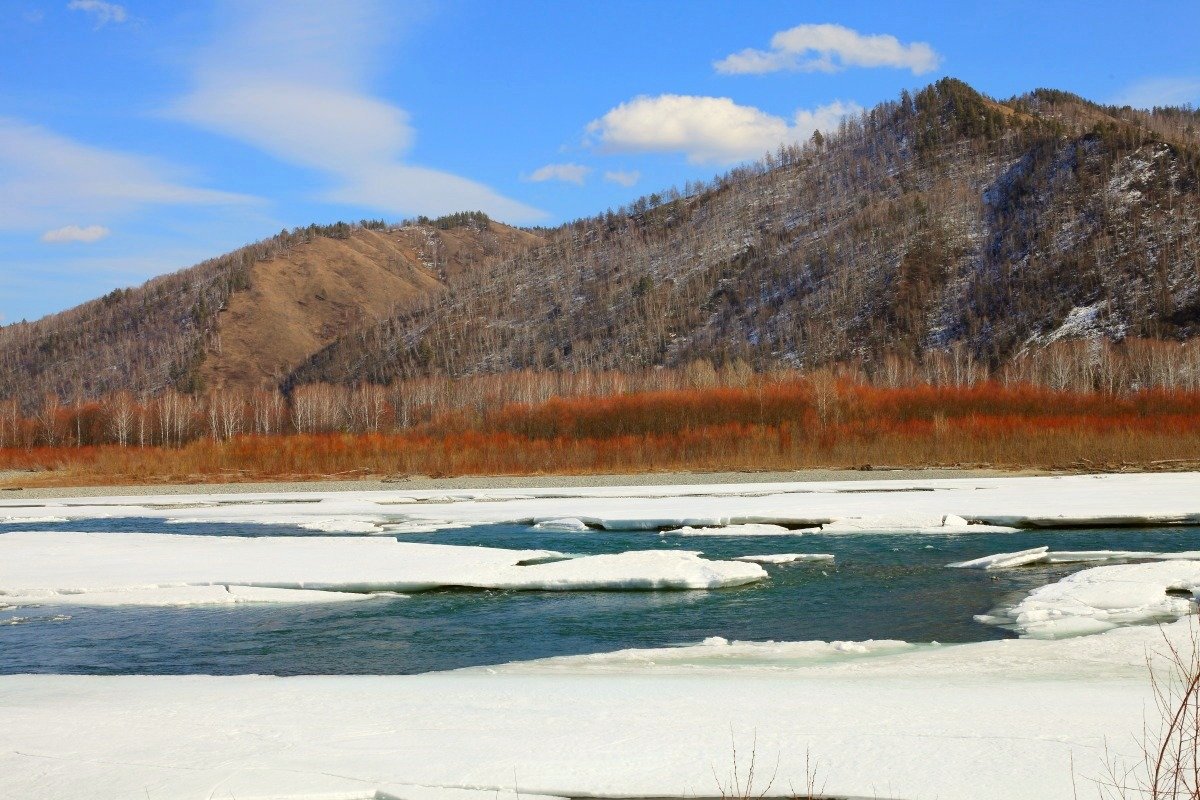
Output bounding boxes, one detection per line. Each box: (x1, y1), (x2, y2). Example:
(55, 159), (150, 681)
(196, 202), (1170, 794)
(0, 532), (764, 607)
(978, 560), (1200, 638)
(661, 523), (800, 536)
(949, 547), (1200, 570)
(733, 553), (835, 564)
(531, 517), (592, 531)
(8, 584), (387, 607)
(948, 546), (1052, 569)
(1043, 550), (1200, 563)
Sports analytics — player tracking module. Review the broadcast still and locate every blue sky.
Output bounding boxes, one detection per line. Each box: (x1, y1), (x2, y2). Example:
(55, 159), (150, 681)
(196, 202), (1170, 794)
(2, 0), (1198, 323)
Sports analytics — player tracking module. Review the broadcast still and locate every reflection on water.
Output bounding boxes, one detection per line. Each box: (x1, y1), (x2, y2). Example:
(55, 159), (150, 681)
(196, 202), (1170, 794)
(2, 518), (1199, 675)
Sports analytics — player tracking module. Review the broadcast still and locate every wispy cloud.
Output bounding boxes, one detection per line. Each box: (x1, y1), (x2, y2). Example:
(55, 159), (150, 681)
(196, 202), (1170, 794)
(587, 95), (860, 164)
(715, 23), (939, 76)
(168, 0), (545, 223)
(41, 224), (111, 243)
(0, 117), (254, 231)
(67, 0), (127, 27)
(524, 163), (591, 185)
(604, 169), (640, 187)
(1111, 76), (1200, 109)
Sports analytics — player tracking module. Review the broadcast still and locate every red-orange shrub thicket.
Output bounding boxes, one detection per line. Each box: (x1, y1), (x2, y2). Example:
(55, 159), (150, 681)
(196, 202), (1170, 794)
(3, 378), (1200, 486)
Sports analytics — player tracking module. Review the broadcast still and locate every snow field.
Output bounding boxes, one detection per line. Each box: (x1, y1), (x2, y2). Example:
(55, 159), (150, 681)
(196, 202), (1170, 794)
(3, 619), (1193, 800)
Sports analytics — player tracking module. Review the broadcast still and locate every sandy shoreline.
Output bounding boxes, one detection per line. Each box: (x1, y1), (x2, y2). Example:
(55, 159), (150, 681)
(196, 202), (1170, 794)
(0, 466), (1036, 499)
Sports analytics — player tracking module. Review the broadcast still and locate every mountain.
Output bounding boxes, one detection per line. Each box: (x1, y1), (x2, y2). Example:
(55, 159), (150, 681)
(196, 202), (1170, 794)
(290, 79), (1200, 388)
(2, 78), (1199, 405)
(0, 215), (540, 405)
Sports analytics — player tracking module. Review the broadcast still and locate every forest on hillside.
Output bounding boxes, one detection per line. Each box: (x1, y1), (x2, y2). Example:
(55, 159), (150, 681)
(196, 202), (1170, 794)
(292, 80), (1200, 388)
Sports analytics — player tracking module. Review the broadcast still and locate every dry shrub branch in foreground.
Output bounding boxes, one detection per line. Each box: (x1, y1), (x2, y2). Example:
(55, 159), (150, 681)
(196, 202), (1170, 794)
(1098, 624), (1200, 799)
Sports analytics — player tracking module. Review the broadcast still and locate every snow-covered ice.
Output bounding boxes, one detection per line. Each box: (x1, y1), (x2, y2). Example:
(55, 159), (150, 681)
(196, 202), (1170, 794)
(979, 560), (1200, 638)
(662, 523), (800, 536)
(0, 532), (764, 607)
(1043, 549), (1200, 563)
(947, 545), (1052, 569)
(733, 552), (835, 564)
(4, 473), (1200, 798)
(2, 619), (1192, 800)
(2, 472), (1198, 534)
(0, 472), (1190, 534)
(480, 635), (919, 673)
(949, 547), (1200, 569)
(531, 517), (591, 531)
(9, 583), (388, 607)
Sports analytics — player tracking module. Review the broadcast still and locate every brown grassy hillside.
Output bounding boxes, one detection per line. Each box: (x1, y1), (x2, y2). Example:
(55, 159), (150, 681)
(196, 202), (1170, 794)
(0, 216), (540, 405)
(201, 221), (540, 390)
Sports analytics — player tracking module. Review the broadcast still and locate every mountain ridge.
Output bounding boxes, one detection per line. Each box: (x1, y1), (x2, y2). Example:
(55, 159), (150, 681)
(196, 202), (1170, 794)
(2, 78), (1199, 405)
(288, 79), (1200, 387)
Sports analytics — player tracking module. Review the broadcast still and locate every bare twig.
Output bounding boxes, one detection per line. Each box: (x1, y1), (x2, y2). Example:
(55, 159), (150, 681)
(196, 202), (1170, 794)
(1092, 621), (1200, 799)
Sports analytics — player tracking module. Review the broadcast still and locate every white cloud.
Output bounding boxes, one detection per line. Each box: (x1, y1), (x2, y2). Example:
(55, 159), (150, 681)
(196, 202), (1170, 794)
(1111, 77), (1200, 109)
(168, 0), (545, 223)
(586, 95), (860, 164)
(0, 117), (255, 231)
(524, 163), (591, 185)
(715, 23), (940, 76)
(604, 169), (641, 187)
(41, 224), (111, 243)
(792, 101), (861, 135)
(67, 0), (127, 27)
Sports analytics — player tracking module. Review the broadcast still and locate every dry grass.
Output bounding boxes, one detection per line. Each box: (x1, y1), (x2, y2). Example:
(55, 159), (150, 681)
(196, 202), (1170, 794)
(713, 731), (825, 800)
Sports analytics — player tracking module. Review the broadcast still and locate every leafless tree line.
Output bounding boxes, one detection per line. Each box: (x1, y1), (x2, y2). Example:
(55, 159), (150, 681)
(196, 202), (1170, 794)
(3, 339), (1200, 450)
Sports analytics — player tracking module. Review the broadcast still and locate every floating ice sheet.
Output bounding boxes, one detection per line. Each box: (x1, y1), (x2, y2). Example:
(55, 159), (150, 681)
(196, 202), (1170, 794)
(661, 523), (800, 536)
(531, 517), (591, 532)
(0, 532), (764, 607)
(949, 547), (1200, 570)
(7, 584), (389, 607)
(978, 560), (1200, 638)
(733, 553), (835, 564)
(948, 546), (1051, 569)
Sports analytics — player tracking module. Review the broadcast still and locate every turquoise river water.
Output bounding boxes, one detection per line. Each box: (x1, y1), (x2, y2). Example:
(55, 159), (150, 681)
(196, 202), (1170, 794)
(2, 519), (1198, 675)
